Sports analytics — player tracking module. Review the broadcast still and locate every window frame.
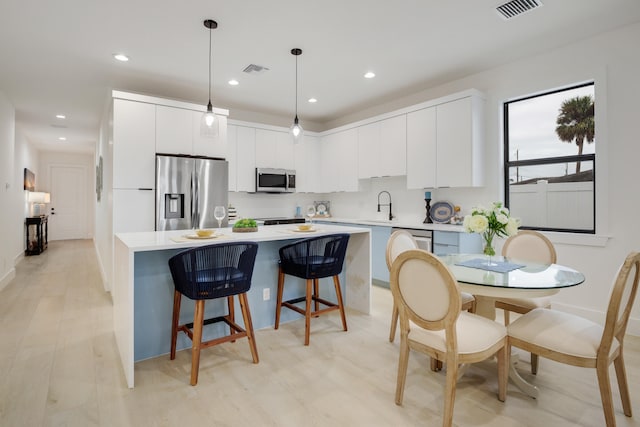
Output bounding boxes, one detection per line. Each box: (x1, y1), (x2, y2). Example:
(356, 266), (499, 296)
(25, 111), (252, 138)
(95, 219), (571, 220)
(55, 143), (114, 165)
(503, 82), (596, 234)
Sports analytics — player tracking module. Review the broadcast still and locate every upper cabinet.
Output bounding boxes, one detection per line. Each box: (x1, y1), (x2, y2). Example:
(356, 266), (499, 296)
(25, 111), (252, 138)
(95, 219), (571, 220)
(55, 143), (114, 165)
(357, 115), (406, 179)
(230, 125), (256, 192)
(294, 135), (320, 193)
(406, 94), (485, 189)
(322, 129), (359, 192)
(156, 105), (227, 158)
(112, 99), (156, 189)
(255, 129), (295, 170)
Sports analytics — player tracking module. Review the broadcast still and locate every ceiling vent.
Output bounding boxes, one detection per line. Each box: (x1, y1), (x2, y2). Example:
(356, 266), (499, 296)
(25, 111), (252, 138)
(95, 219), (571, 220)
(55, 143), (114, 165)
(242, 64), (270, 74)
(496, 0), (542, 20)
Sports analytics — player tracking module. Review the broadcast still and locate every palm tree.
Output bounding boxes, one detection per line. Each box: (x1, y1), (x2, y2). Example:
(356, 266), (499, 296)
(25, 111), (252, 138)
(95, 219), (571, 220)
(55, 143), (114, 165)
(555, 95), (594, 173)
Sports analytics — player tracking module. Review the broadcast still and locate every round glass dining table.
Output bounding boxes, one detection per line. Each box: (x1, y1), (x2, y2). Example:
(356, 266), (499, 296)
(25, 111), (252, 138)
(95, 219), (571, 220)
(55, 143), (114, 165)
(439, 253), (585, 319)
(438, 253), (586, 398)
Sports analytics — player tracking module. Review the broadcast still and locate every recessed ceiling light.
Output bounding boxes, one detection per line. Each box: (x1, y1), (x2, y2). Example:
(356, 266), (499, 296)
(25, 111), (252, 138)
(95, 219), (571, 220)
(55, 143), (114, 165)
(56, 114), (66, 119)
(58, 137), (67, 141)
(308, 98), (317, 103)
(364, 72), (376, 79)
(113, 53), (129, 62)
(228, 79), (239, 86)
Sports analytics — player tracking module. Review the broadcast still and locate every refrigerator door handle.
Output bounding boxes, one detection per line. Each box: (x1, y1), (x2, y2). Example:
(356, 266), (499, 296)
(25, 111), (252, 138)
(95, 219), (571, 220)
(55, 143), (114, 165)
(191, 170), (198, 227)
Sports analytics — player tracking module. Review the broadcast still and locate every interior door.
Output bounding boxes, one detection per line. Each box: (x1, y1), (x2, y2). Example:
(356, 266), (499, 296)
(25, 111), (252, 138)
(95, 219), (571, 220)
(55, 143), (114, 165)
(49, 165), (87, 240)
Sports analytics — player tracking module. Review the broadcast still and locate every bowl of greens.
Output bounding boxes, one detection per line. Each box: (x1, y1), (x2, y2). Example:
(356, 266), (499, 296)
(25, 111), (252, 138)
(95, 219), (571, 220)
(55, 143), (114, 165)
(232, 218), (258, 232)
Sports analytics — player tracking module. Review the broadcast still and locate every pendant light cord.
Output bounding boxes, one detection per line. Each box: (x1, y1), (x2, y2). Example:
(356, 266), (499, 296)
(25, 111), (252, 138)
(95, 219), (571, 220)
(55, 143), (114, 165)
(208, 24), (212, 103)
(295, 53), (298, 117)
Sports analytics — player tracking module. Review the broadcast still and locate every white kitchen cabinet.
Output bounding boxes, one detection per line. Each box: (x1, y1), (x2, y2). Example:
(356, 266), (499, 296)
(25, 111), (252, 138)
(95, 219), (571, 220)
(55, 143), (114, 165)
(319, 129), (359, 193)
(227, 124), (238, 191)
(357, 115), (406, 178)
(294, 134), (319, 193)
(113, 99), (156, 189)
(155, 105), (192, 155)
(235, 126), (256, 192)
(436, 96), (483, 188)
(406, 106), (437, 189)
(406, 94), (484, 189)
(156, 105), (227, 158)
(255, 129), (294, 170)
(113, 188), (155, 233)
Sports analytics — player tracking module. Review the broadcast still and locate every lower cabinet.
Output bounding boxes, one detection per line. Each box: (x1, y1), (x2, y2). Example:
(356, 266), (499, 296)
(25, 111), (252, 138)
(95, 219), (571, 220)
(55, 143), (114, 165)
(432, 231), (482, 255)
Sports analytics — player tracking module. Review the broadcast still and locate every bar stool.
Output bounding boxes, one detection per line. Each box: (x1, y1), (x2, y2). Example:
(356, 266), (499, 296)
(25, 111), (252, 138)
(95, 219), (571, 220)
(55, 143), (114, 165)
(168, 242), (259, 385)
(274, 234), (350, 345)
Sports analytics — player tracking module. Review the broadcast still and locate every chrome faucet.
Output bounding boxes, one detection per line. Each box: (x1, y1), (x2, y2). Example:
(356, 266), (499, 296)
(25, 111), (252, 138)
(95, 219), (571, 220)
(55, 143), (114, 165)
(377, 191), (394, 221)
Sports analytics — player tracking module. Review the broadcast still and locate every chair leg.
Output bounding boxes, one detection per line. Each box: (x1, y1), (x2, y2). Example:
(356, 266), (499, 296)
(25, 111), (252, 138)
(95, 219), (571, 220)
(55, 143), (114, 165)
(395, 335), (410, 405)
(313, 279), (320, 316)
(333, 275), (348, 332)
(443, 355), (458, 427)
(304, 279), (313, 346)
(531, 353), (539, 375)
(613, 352), (632, 417)
(430, 358), (443, 371)
(190, 300), (205, 386)
(497, 342), (508, 402)
(503, 309), (511, 326)
(239, 293), (259, 364)
(274, 267), (285, 330)
(389, 304), (398, 343)
(596, 359), (616, 427)
(227, 295), (236, 343)
(170, 290), (182, 360)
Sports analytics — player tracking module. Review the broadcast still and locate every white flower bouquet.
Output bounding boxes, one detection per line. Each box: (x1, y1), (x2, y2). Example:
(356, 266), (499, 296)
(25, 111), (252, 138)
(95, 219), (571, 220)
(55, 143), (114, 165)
(463, 202), (520, 256)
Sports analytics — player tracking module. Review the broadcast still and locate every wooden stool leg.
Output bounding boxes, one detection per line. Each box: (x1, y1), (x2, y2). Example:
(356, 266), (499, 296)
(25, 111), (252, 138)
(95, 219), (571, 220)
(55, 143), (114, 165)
(305, 279), (313, 345)
(313, 279), (320, 316)
(389, 303), (398, 343)
(170, 290), (182, 360)
(333, 275), (348, 332)
(190, 300), (205, 386)
(239, 293), (259, 363)
(227, 295), (236, 343)
(275, 267), (285, 329)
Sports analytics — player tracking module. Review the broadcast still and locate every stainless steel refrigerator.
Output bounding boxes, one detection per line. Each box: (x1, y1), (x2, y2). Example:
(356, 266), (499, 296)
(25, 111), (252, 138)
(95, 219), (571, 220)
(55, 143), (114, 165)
(156, 154), (228, 231)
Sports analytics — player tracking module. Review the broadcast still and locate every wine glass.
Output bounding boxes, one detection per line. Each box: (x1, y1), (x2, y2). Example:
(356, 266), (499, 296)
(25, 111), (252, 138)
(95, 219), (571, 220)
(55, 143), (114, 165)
(306, 205), (316, 224)
(214, 206), (226, 229)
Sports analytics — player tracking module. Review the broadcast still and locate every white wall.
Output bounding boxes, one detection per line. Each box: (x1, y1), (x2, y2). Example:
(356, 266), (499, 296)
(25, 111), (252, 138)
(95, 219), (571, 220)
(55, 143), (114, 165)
(94, 100), (113, 291)
(0, 92), (40, 291)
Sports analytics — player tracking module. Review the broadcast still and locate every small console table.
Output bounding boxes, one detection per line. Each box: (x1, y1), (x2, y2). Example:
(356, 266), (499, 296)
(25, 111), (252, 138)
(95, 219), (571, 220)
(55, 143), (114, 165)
(25, 215), (48, 255)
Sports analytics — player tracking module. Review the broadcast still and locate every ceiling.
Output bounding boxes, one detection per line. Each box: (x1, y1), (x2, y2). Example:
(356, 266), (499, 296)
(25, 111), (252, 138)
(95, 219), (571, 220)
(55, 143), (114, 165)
(2, 0), (640, 154)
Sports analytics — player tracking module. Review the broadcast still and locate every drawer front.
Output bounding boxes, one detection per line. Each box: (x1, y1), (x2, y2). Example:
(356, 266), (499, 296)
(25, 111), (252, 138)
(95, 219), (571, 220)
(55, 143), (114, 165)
(433, 243), (458, 256)
(433, 231), (460, 246)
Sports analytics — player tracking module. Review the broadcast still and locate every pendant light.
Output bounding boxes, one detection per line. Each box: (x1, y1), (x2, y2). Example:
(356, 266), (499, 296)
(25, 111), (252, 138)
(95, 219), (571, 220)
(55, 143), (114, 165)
(201, 19), (218, 137)
(290, 48), (303, 143)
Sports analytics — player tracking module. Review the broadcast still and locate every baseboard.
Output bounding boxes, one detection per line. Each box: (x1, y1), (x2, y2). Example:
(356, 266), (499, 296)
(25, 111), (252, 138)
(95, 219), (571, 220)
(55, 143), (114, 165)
(93, 239), (111, 293)
(372, 279), (390, 289)
(0, 267), (16, 292)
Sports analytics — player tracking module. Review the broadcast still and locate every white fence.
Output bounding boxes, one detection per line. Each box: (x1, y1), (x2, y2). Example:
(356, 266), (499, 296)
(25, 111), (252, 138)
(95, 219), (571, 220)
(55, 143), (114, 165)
(510, 181), (593, 230)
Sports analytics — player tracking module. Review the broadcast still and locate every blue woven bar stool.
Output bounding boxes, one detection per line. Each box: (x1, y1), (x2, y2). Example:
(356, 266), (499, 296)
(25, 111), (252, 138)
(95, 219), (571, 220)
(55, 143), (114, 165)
(168, 242), (259, 385)
(274, 234), (350, 345)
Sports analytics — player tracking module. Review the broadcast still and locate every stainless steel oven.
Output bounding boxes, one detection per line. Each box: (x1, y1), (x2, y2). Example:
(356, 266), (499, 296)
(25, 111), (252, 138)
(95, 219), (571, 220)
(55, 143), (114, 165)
(391, 227), (432, 253)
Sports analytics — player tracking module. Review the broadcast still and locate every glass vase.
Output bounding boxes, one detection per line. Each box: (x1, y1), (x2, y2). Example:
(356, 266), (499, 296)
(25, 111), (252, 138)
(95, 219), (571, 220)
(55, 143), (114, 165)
(483, 231), (497, 266)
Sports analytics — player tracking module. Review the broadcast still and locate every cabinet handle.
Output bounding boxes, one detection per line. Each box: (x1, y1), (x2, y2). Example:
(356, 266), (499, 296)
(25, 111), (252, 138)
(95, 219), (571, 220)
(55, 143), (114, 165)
(138, 188), (153, 191)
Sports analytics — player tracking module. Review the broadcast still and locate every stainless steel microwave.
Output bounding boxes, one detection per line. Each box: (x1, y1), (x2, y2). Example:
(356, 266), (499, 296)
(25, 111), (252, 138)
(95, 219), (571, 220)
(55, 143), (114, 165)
(256, 168), (296, 193)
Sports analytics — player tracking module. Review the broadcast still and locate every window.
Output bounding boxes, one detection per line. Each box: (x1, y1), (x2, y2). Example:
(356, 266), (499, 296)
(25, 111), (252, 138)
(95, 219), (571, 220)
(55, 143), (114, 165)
(504, 82), (595, 233)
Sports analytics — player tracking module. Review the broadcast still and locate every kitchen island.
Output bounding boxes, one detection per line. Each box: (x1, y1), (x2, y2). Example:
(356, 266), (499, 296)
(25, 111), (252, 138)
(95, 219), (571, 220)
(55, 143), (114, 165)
(113, 224), (371, 387)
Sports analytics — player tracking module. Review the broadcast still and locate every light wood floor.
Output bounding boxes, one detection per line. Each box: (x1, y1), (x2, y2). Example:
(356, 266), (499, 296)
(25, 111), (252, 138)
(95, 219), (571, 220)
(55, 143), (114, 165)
(1, 239), (639, 426)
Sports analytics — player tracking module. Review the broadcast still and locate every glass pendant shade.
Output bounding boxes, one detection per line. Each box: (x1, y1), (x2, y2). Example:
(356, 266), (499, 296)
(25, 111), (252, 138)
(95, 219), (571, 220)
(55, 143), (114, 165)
(290, 115), (303, 142)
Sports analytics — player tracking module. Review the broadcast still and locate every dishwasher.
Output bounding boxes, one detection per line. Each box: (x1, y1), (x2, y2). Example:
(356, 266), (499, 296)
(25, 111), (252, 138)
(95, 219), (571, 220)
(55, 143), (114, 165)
(391, 227), (432, 253)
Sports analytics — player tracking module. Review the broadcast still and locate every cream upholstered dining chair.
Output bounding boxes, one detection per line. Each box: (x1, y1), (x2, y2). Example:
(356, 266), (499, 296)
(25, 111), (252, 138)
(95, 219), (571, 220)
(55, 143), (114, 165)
(495, 230), (556, 374)
(390, 249), (508, 427)
(387, 230), (476, 343)
(508, 251), (640, 427)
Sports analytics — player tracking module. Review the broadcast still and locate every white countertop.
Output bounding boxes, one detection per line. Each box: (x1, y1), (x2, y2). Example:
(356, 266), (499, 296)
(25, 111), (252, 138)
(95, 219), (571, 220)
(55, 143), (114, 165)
(115, 223), (370, 252)
(315, 217), (467, 232)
